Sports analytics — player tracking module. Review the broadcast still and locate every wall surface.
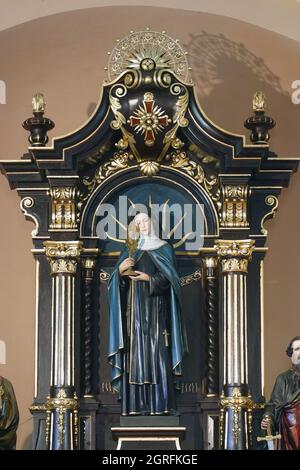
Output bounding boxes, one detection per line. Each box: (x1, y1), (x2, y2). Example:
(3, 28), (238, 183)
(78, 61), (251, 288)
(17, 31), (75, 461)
(0, 5), (300, 449)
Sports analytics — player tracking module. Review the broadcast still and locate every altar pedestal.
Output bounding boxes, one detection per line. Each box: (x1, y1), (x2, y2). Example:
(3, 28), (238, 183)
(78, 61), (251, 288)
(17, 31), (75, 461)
(111, 416), (186, 450)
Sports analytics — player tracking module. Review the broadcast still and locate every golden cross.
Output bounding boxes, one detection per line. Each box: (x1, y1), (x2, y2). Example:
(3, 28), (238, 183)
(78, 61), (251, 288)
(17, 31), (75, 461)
(163, 329), (170, 347)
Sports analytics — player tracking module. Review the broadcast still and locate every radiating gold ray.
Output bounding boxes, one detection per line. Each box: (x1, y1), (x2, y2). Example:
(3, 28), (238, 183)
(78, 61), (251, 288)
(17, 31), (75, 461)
(173, 232), (193, 248)
(167, 213), (186, 238)
(128, 198), (136, 209)
(148, 193), (152, 209)
(106, 233), (126, 244)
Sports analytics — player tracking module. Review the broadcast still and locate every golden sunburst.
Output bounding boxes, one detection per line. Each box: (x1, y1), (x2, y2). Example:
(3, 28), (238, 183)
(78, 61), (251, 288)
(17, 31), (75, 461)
(107, 29), (189, 82)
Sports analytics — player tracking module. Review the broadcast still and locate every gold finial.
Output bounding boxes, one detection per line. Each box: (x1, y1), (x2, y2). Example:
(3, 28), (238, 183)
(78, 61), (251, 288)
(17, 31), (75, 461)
(253, 91), (266, 112)
(32, 92), (46, 113)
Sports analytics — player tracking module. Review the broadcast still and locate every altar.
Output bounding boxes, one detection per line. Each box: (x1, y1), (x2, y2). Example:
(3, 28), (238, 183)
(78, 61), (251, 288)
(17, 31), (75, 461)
(0, 29), (298, 450)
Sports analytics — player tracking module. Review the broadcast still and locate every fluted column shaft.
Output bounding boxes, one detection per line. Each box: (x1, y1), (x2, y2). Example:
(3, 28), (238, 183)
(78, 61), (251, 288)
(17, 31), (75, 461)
(215, 240), (255, 450)
(44, 241), (83, 450)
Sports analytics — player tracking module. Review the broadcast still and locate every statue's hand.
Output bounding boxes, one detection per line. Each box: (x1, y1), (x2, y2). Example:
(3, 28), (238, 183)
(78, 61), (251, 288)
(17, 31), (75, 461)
(119, 257), (134, 275)
(261, 416), (272, 430)
(130, 271), (150, 281)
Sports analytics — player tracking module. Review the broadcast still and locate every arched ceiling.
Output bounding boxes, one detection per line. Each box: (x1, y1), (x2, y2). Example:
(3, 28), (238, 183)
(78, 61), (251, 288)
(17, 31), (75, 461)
(1, 0), (300, 42)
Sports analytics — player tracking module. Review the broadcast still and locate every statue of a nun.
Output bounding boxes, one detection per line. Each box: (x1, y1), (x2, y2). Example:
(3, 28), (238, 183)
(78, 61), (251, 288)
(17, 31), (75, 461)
(107, 212), (188, 415)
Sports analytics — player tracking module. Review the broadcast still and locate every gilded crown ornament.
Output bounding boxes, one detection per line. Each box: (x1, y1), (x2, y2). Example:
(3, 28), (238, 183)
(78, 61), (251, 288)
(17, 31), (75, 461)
(244, 91), (275, 144)
(23, 92), (55, 146)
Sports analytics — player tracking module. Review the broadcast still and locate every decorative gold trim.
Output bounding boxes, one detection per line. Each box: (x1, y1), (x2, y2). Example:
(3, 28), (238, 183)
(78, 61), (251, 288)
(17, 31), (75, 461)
(20, 197), (39, 237)
(107, 29), (190, 83)
(139, 160), (160, 176)
(79, 151), (131, 204)
(220, 388), (254, 446)
(100, 268), (202, 286)
(167, 150), (220, 209)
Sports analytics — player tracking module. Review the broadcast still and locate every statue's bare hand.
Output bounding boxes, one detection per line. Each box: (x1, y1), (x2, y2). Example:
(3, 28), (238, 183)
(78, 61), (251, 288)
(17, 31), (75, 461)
(261, 416), (272, 430)
(130, 271), (150, 281)
(119, 258), (134, 275)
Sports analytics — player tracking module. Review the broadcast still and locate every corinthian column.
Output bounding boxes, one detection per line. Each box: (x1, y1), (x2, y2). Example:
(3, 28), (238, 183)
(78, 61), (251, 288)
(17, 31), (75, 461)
(215, 240), (255, 450)
(44, 241), (83, 450)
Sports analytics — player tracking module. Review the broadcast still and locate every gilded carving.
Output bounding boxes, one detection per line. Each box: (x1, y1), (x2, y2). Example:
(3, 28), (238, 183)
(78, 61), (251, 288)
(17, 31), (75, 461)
(107, 29), (190, 82)
(221, 258), (249, 273)
(220, 185), (249, 228)
(253, 91), (267, 112)
(167, 150), (220, 204)
(20, 197), (39, 236)
(32, 92), (46, 113)
(220, 388), (254, 446)
(129, 92), (170, 147)
(139, 160), (160, 176)
(79, 151), (131, 203)
(44, 241), (83, 275)
(261, 195), (279, 235)
(180, 269), (202, 287)
(43, 390), (79, 449)
(215, 240), (254, 260)
(100, 268), (202, 287)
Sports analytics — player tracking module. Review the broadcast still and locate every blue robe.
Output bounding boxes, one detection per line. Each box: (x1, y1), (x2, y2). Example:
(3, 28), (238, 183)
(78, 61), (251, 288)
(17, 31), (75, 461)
(107, 243), (187, 415)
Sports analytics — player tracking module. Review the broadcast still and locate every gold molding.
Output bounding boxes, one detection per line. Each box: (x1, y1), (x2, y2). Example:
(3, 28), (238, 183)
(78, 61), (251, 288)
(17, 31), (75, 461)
(261, 195), (279, 235)
(20, 197), (39, 237)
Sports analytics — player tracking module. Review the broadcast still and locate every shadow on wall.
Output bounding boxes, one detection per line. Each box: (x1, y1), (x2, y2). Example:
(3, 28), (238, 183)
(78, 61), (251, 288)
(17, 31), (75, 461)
(185, 31), (300, 156)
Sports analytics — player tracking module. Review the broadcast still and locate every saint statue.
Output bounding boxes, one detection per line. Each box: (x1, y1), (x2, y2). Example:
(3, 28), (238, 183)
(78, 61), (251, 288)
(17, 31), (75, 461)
(261, 336), (300, 449)
(107, 212), (188, 416)
(0, 376), (19, 449)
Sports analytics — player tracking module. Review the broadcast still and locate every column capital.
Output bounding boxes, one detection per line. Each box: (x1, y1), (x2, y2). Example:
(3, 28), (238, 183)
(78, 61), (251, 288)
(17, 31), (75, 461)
(214, 239), (255, 259)
(44, 241), (83, 274)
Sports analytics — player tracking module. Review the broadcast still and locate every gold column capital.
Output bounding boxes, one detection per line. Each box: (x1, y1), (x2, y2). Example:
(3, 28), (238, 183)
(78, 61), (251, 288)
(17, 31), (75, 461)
(215, 239), (255, 259)
(215, 240), (255, 273)
(44, 241), (83, 274)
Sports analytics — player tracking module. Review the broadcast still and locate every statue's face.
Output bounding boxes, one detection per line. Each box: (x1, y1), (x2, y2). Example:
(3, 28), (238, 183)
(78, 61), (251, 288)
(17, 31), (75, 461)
(135, 214), (151, 235)
(291, 339), (300, 365)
